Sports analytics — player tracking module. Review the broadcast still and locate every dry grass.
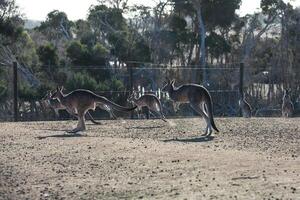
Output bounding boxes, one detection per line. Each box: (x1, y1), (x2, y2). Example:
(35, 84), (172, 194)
(0, 118), (299, 199)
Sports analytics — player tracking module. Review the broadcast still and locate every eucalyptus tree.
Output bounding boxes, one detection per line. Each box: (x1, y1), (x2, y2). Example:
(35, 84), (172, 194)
(37, 10), (73, 41)
(170, 0), (241, 83)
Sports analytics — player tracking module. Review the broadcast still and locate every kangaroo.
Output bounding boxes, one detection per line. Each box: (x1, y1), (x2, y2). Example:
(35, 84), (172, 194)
(282, 89), (294, 117)
(127, 92), (166, 122)
(51, 86), (137, 133)
(161, 79), (219, 136)
(238, 95), (252, 118)
(42, 91), (102, 124)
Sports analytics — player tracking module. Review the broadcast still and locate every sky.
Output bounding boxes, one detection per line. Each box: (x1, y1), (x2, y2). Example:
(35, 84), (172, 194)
(16, 0), (300, 21)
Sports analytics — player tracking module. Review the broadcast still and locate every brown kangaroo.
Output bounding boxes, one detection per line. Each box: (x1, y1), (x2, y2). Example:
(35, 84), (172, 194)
(51, 87), (137, 133)
(239, 95), (252, 118)
(162, 79), (219, 136)
(43, 91), (104, 124)
(127, 92), (166, 122)
(282, 89), (294, 117)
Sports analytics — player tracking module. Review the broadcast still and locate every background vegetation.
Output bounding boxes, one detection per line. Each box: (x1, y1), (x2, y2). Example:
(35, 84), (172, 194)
(0, 0), (299, 120)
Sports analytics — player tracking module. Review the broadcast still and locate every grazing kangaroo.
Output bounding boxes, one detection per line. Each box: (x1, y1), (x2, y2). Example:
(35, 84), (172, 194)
(162, 79), (219, 136)
(51, 87), (137, 133)
(127, 92), (167, 122)
(239, 95), (252, 118)
(282, 89), (294, 117)
(42, 91), (102, 124)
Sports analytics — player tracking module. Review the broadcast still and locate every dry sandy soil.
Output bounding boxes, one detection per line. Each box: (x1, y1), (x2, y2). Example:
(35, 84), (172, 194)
(0, 117), (299, 200)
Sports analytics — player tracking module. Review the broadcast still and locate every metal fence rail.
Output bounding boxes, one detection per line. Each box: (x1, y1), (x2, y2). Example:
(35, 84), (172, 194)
(1, 62), (245, 121)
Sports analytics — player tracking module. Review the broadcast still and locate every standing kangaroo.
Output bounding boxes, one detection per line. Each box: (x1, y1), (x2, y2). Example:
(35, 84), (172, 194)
(162, 79), (219, 136)
(239, 95), (252, 118)
(127, 92), (166, 122)
(51, 87), (137, 133)
(282, 89), (294, 117)
(43, 91), (103, 124)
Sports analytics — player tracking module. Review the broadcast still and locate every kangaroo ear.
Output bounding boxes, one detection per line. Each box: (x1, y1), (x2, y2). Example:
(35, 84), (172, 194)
(171, 79), (175, 85)
(60, 86), (64, 91)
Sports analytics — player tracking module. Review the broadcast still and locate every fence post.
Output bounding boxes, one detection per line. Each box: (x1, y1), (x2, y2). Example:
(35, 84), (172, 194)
(13, 61), (19, 122)
(239, 63), (244, 117)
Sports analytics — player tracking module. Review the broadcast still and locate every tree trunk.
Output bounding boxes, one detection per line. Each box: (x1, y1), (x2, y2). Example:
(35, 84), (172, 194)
(196, 6), (207, 84)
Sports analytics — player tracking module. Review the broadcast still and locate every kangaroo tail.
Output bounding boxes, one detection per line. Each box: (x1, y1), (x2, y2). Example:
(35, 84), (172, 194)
(86, 111), (101, 124)
(204, 91), (219, 132)
(94, 95), (137, 112)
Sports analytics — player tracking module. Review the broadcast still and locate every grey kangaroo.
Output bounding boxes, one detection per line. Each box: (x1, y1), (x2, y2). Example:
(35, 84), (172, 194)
(51, 86), (137, 133)
(282, 89), (294, 117)
(162, 79), (219, 136)
(43, 91), (103, 124)
(127, 92), (167, 122)
(239, 95), (252, 118)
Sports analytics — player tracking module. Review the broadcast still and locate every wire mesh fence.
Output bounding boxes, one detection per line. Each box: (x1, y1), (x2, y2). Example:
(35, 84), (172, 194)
(0, 62), (245, 121)
(2, 60), (299, 122)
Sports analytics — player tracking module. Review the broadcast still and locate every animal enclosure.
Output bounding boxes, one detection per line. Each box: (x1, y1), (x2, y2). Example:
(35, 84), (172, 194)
(1, 61), (299, 122)
(0, 118), (299, 199)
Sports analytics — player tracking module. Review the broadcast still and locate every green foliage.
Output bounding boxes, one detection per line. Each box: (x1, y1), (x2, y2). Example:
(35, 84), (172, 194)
(19, 84), (38, 101)
(169, 15), (187, 32)
(88, 4), (130, 61)
(66, 41), (108, 66)
(108, 77), (125, 91)
(65, 72), (124, 93)
(0, 0), (24, 42)
(19, 83), (52, 101)
(37, 43), (59, 67)
(108, 32), (129, 60)
(0, 19), (23, 41)
(88, 5), (127, 33)
(128, 38), (151, 62)
(66, 41), (89, 65)
(17, 31), (39, 70)
(202, 0), (242, 29)
(91, 43), (109, 64)
(206, 32), (231, 58)
(66, 72), (99, 91)
(261, 0), (286, 15)
(37, 10), (73, 40)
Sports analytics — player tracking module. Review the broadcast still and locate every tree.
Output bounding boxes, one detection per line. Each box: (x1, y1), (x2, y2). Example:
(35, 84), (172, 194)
(171, 0), (241, 83)
(0, 0), (23, 42)
(37, 43), (59, 78)
(66, 40), (90, 65)
(37, 10), (73, 41)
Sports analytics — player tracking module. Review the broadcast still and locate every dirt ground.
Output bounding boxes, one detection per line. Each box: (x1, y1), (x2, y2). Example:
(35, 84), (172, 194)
(0, 117), (299, 200)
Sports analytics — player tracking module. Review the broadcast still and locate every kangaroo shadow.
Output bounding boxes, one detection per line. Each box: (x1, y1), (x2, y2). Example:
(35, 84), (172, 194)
(162, 135), (214, 143)
(36, 134), (86, 140)
(39, 128), (71, 132)
(36, 133), (87, 140)
(126, 125), (165, 130)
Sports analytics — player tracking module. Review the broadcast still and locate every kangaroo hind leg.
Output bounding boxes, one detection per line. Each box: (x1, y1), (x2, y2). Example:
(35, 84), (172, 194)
(190, 103), (212, 136)
(68, 110), (86, 133)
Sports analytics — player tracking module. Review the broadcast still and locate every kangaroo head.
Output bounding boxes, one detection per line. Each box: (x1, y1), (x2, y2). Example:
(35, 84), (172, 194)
(127, 93), (134, 103)
(51, 86), (64, 100)
(162, 79), (175, 92)
(127, 91), (137, 103)
(283, 89), (291, 100)
(42, 90), (52, 101)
